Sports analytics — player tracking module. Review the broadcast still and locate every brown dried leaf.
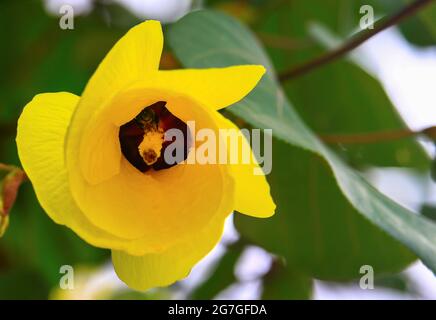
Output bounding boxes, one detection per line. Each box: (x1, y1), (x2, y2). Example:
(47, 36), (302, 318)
(0, 164), (27, 237)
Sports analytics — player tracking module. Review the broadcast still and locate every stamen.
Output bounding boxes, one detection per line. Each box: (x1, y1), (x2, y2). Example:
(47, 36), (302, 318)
(138, 127), (164, 165)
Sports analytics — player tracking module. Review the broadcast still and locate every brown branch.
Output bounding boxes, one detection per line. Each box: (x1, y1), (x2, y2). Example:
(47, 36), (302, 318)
(278, 0), (435, 82)
(0, 164), (27, 237)
(0, 163), (15, 172)
(0, 163), (27, 184)
(320, 126), (436, 145)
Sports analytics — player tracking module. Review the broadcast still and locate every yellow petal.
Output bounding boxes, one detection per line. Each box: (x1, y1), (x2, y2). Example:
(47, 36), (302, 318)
(216, 114), (275, 218)
(16, 92), (128, 249)
(68, 88), (235, 252)
(67, 20), (164, 185)
(112, 214), (227, 291)
(156, 65), (266, 110)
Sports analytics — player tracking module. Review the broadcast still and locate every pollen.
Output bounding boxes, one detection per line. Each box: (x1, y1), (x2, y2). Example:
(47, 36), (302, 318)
(138, 128), (164, 165)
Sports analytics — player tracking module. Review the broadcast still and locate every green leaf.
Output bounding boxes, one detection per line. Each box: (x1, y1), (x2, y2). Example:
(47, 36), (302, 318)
(413, 1), (436, 42)
(262, 259), (313, 300)
(431, 144), (436, 182)
(167, 10), (436, 276)
(286, 60), (428, 168)
(236, 138), (414, 279)
(375, 273), (411, 292)
(422, 204), (436, 222)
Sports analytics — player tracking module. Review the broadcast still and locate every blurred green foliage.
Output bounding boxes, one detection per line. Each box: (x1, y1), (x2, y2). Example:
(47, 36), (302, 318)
(261, 259), (312, 300)
(189, 241), (244, 299)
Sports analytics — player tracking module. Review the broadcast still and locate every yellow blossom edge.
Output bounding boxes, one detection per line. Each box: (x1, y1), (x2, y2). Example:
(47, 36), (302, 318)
(112, 209), (227, 291)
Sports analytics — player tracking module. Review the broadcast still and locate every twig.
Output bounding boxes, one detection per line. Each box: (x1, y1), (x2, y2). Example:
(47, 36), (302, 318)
(320, 126), (436, 145)
(0, 163), (15, 172)
(278, 0), (435, 82)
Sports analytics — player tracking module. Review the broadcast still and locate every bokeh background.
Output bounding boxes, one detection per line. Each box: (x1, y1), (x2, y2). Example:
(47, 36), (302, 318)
(1, 0), (436, 299)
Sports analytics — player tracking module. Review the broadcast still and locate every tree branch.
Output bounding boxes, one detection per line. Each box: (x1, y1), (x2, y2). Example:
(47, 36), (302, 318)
(0, 163), (16, 172)
(320, 126), (436, 145)
(278, 0), (435, 82)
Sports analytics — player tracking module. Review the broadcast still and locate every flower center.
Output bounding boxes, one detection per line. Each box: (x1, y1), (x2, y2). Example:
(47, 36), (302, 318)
(136, 109), (164, 166)
(119, 101), (190, 173)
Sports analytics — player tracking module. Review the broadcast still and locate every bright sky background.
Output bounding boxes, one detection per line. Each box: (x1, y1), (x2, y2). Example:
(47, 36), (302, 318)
(42, 0), (436, 300)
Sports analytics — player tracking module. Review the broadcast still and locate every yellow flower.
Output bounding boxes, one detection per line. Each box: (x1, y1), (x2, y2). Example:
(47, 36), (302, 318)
(16, 20), (275, 291)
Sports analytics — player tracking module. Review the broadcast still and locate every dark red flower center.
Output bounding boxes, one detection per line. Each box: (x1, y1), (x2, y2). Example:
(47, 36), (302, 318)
(119, 101), (190, 173)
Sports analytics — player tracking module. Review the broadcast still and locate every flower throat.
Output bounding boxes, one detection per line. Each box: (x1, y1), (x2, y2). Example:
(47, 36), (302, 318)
(119, 101), (190, 173)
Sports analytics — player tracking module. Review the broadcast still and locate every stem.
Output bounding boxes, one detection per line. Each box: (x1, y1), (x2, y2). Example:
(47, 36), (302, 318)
(0, 163), (15, 172)
(278, 0), (435, 82)
(320, 126), (436, 145)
